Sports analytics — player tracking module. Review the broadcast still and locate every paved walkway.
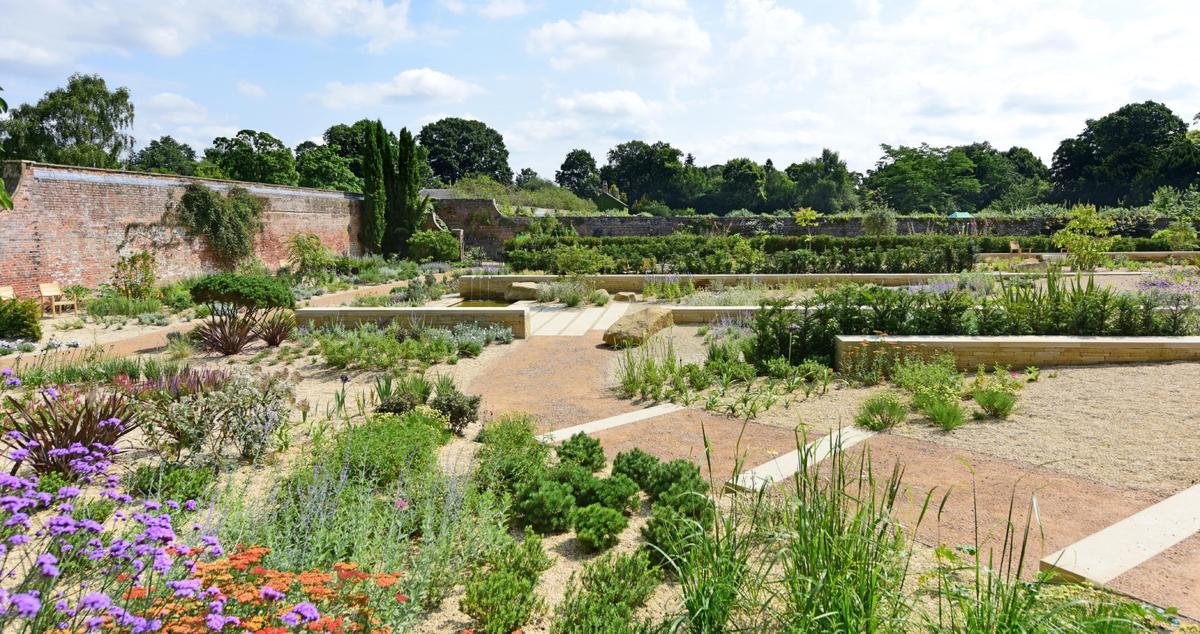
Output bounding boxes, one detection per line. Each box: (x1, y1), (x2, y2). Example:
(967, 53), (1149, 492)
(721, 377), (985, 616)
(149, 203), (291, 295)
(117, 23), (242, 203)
(527, 303), (630, 336)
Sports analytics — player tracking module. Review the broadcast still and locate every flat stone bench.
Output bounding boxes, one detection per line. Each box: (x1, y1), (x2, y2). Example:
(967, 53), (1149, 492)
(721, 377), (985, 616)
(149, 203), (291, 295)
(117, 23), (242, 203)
(295, 306), (531, 338)
(835, 334), (1200, 369)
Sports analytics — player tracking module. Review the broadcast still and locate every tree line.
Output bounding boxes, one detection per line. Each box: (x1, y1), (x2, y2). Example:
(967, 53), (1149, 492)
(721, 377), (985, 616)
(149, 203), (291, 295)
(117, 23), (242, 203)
(1, 74), (1198, 217)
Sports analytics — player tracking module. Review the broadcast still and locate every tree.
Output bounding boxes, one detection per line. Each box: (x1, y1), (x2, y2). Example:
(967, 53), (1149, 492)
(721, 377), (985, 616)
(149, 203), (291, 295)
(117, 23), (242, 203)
(130, 136), (197, 175)
(418, 117), (512, 184)
(204, 130), (298, 185)
(516, 168), (553, 190)
(296, 143), (361, 192)
(1053, 204), (1115, 271)
(762, 159), (798, 212)
(556, 149), (602, 198)
(322, 120), (375, 179)
(0, 74), (135, 168)
(718, 158), (766, 211)
(393, 127), (425, 254)
(1051, 101), (1192, 206)
(360, 121), (387, 253)
(785, 149), (858, 214)
(863, 144), (979, 214)
(600, 141), (685, 208)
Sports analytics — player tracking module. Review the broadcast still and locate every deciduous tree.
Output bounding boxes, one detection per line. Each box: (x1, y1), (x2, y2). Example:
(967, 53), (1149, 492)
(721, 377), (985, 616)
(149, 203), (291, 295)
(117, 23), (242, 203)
(130, 136), (197, 175)
(204, 130), (298, 185)
(418, 117), (512, 184)
(0, 74), (135, 168)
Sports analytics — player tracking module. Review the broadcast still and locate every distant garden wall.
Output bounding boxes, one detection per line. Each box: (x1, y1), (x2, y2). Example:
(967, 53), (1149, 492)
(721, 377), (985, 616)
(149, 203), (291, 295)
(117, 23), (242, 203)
(431, 199), (1171, 259)
(0, 161), (362, 297)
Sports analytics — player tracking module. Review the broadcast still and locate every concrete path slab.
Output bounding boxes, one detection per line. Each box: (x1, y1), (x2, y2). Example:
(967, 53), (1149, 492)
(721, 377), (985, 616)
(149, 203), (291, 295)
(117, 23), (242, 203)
(560, 307), (606, 336)
(539, 403), (682, 443)
(535, 308), (582, 336)
(1041, 483), (1200, 584)
(592, 302), (630, 330)
(727, 427), (875, 492)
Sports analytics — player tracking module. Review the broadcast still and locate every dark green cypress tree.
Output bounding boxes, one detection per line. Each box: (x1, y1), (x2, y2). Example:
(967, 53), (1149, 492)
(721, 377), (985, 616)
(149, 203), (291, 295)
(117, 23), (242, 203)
(360, 120), (387, 253)
(396, 127), (424, 252)
(379, 123), (401, 254)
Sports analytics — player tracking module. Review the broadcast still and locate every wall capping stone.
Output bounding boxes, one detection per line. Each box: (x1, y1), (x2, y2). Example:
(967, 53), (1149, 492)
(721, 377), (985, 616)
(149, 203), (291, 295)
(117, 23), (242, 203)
(834, 334), (1200, 369)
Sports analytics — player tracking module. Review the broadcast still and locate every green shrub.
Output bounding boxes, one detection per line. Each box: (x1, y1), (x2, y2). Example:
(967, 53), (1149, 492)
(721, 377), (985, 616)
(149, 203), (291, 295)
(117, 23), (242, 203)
(613, 448), (662, 492)
(159, 282), (195, 311)
(855, 393), (907, 431)
(111, 250), (157, 300)
(327, 412), (446, 486)
(407, 230), (460, 263)
(556, 432), (606, 472)
(657, 480), (715, 524)
(551, 463), (602, 507)
(589, 289), (610, 306)
(573, 503), (627, 551)
(595, 474), (640, 513)
(972, 388), (1017, 418)
(893, 355), (963, 410)
(921, 397), (966, 431)
(515, 480), (576, 534)
(0, 298), (42, 340)
(376, 374), (432, 414)
(126, 462), (216, 501)
(641, 502), (704, 566)
(86, 296), (163, 318)
(475, 414), (550, 495)
(461, 569), (539, 634)
(551, 246), (614, 275)
(429, 389), (481, 436)
(461, 529), (551, 634)
(189, 273), (294, 310)
(550, 551), (660, 634)
(645, 458), (706, 501)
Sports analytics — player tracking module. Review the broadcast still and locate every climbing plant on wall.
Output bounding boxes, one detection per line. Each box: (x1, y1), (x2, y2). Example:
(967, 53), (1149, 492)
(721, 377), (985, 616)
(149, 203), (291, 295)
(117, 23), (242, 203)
(177, 184), (265, 265)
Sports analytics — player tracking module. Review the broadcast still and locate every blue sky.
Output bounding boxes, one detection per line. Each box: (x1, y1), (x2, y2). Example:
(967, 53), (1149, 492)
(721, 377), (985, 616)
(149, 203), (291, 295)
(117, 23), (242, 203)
(2, 0), (1198, 178)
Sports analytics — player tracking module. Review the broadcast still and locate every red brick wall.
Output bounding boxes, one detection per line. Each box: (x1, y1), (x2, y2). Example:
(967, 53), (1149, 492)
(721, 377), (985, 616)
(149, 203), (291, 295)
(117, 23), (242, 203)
(0, 162), (363, 297)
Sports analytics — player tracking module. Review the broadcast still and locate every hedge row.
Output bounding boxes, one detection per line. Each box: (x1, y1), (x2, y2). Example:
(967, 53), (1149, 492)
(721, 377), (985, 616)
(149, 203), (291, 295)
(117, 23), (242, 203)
(504, 234), (1175, 275)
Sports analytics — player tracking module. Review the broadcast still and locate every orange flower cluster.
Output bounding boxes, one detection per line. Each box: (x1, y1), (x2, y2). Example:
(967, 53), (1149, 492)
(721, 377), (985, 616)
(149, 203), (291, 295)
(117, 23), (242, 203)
(98, 546), (409, 633)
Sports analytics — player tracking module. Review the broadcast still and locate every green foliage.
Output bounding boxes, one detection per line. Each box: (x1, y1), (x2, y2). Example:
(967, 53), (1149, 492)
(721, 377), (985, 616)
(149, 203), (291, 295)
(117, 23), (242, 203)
(515, 480), (576, 533)
(551, 463), (602, 508)
(862, 205), (898, 238)
(419, 117), (513, 184)
(556, 432), (606, 472)
(641, 502), (705, 567)
(892, 355), (963, 411)
(407, 230), (459, 263)
(126, 462), (215, 501)
(555, 149), (602, 198)
(855, 393), (907, 431)
(393, 128), (426, 253)
(573, 503), (628, 551)
(189, 273), (294, 310)
(921, 396), (967, 431)
(595, 473), (640, 513)
(475, 414), (550, 496)
(86, 296), (162, 318)
(429, 387), (481, 436)
(454, 174), (600, 214)
(1053, 204), (1116, 271)
(286, 233), (335, 278)
(177, 184), (266, 264)
(130, 135), (197, 176)
(550, 551), (660, 634)
(461, 530), (549, 634)
(377, 374), (433, 415)
(1151, 219), (1198, 250)
(360, 119), (388, 253)
(972, 388), (1017, 418)
(613, 448), (662, 492)
(0, 298), (42, 340)
(111, 250), (157, 299)
(295, 142), (362, 192)
(0, 73), (134, 168)
(327, 412), (446, 486)
(204, 129), (299, 185)
(645, 458), (707, 502)
(551, 245), (615, 275)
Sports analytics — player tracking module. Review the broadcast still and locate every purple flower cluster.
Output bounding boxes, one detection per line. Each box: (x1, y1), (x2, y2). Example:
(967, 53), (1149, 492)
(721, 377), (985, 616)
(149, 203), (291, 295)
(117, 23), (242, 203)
(0, 427), (226, 632)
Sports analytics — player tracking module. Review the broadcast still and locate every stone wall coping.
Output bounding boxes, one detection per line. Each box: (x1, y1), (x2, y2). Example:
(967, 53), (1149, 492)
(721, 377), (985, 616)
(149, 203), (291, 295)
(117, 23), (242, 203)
(836, 334), (1200, 345)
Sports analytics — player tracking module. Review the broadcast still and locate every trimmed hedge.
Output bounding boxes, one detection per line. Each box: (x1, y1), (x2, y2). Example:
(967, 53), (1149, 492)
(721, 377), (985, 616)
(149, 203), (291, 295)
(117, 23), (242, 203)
(504, 234), (1176, 274)
(0, 299), (42, 341)
(190, 273), (295, 309)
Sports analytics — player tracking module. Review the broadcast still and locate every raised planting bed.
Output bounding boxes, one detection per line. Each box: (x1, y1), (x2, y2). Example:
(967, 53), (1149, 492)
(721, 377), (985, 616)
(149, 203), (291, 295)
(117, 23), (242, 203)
(835, 334), (1200, 369)
(975, 251), (1200, 264)
(295, 306), (531, 338)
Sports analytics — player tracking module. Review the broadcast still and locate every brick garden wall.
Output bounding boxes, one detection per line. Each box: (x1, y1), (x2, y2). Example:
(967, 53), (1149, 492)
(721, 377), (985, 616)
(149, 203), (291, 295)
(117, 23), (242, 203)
(431, 199), (1145, 259)
(0, 161), (362, 297)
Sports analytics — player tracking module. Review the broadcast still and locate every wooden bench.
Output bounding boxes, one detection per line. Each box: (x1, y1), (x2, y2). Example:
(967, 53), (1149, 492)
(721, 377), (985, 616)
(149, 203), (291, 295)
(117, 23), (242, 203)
(38, 283), (77, 315)
(0, 286), (13, 301)
(1009, 240), (1025, 254)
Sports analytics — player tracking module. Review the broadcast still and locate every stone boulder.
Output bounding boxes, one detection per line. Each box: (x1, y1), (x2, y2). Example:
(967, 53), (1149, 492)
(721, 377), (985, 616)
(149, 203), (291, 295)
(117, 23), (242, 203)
(504, 282), (541, 301)
(613, 291), (638, 302)
(603, 306), (673, 347)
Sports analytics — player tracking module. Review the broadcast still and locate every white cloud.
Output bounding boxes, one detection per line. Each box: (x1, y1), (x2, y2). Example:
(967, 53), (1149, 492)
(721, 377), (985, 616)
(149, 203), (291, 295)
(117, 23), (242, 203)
(236, 81), (266, 98)
(137, 92), (237, 150)
(314, 68), (484, 109)
(0, 0), (416, 74)
(555, 90), (662, 119)
(528, 9), (711, 78)
(440, 0), (530, 18)
(506, 89), (664, 155)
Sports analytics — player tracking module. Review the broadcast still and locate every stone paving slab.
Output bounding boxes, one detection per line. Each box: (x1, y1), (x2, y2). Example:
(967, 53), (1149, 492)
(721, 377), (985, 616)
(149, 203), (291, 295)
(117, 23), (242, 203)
(727, 427), (874, 492)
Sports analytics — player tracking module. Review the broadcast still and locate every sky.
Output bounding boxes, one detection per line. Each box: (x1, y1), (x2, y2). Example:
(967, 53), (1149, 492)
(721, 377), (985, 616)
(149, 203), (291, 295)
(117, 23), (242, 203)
(2, 0), (1199, 178)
